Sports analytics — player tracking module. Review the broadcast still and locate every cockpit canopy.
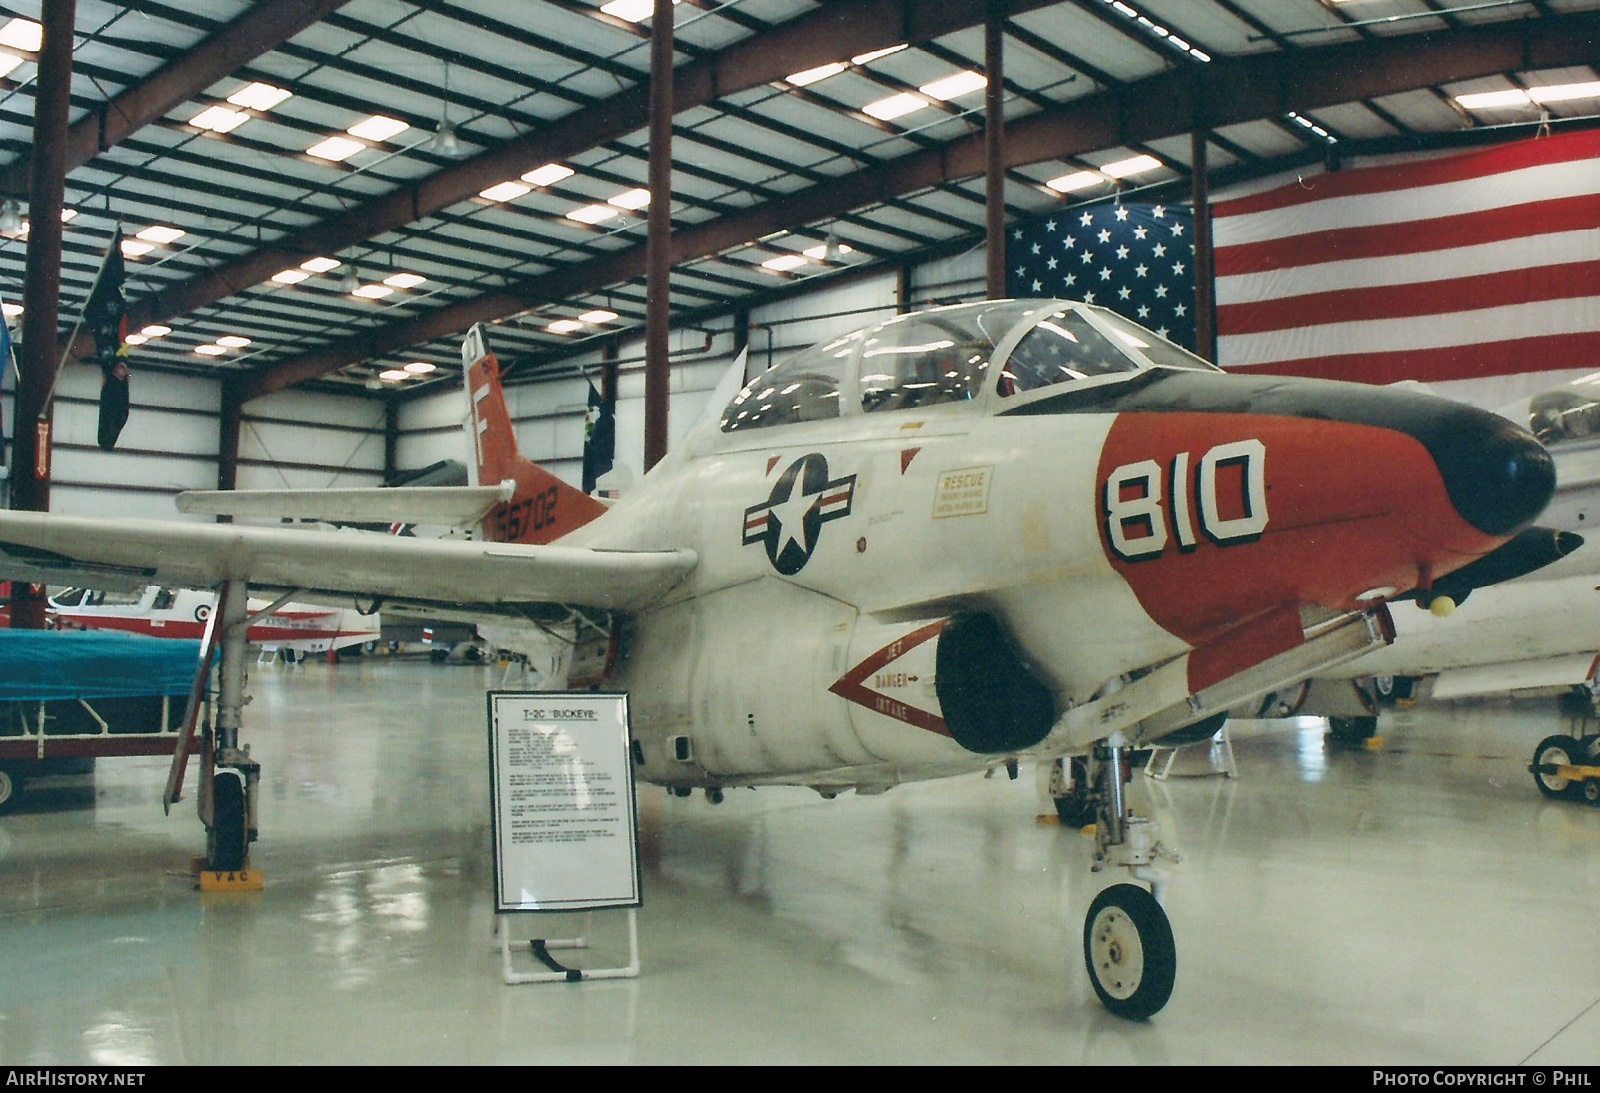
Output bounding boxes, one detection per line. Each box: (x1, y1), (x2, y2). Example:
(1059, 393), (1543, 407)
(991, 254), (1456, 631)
(720, 299), (1217, 433)
(1527, 384), (1600, 447)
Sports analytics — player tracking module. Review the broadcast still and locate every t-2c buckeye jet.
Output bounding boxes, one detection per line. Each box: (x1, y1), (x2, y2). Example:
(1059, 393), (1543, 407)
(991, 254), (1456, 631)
(0, 299), (1560, 1020)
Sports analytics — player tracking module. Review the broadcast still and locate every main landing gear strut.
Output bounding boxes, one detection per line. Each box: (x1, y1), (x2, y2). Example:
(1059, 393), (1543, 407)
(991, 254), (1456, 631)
(1063, 734), (1181, 1020)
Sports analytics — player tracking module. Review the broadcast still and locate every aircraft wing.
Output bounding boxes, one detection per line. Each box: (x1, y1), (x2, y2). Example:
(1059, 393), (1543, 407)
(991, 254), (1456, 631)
(1430, 652), (1599, 700)
(0, 511), (694, 613)
(174, 482), (516, 525)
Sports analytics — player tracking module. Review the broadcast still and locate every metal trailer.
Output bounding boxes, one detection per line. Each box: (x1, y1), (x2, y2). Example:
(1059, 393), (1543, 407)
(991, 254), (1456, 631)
(0, 629), (203, 812)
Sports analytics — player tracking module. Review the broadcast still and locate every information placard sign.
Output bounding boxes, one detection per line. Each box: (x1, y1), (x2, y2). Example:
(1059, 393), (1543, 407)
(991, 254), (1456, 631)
(487, 691), (641, 913)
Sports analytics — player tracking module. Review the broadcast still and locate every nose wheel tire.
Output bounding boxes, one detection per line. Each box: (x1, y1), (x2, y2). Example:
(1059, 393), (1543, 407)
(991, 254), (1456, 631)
(1532, 735), (1587, 800)
(1083, 883), (1176, 1021)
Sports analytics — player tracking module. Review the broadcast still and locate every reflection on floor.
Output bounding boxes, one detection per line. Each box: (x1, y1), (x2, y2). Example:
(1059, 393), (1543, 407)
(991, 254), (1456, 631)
(1, 661), (1598, 1064)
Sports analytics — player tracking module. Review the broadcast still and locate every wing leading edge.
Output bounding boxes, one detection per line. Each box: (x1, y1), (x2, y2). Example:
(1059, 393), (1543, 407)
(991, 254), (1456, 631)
(0, 511), (694, 612)
(174, 482), (517, 525)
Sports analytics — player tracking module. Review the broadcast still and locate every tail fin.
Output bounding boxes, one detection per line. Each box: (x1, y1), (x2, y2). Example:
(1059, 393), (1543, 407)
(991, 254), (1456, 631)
(462, 324), (607, 545)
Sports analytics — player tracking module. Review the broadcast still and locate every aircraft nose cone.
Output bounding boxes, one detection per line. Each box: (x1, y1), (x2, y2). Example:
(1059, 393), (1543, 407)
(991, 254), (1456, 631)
(1426, 410), (1555, 536)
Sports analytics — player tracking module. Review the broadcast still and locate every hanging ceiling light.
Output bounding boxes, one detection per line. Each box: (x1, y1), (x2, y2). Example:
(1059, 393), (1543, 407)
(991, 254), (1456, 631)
(429, 60), (464, 157)
(430, 120), (461, 158)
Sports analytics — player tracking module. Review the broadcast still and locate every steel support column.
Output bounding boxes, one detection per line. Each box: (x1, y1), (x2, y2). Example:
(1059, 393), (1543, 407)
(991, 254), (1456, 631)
(643, 0), (673, 471)
(383, 397), (399, 483)
(1190, 129), (1217, 364)
(985, 2), (1006, 300)
(217, 379), (242, 507)
(601, 338), (619, 411)
(9, 0), (75, 629)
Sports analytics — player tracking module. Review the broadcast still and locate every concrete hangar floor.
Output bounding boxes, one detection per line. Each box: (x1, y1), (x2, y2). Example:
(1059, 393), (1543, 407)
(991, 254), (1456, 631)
(1, 658), (1598, 1066)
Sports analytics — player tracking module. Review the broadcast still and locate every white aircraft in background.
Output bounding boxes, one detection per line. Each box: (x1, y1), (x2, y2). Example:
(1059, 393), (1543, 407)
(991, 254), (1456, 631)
(42, 585), (380, 659)
(0, 300), (1560, 1020)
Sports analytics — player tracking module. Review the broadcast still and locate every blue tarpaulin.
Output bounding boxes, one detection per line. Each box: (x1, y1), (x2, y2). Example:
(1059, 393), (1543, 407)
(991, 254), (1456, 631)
(0, 630), (201, 701)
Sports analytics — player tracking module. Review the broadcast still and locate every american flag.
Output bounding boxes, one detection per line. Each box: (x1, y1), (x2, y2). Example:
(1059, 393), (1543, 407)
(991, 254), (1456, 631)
(1213, 128), (1600, 393)
(1006, 201), (1198, 350)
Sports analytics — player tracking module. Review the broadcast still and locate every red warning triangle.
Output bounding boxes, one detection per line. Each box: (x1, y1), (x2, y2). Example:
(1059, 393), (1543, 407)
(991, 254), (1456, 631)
(900, 447), (921, 474)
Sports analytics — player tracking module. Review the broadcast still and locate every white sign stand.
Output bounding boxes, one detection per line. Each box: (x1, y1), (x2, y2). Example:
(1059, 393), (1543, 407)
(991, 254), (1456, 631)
(487, 691), (642, 985)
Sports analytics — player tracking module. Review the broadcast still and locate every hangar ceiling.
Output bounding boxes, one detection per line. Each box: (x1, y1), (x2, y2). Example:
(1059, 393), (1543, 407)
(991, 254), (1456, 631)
(4, 0), (1598, 399)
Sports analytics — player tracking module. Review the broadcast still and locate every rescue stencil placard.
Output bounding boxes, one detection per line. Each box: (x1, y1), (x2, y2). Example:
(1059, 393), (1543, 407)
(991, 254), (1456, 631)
(932, 465), (993, 519)
(488, 692), (641, 913)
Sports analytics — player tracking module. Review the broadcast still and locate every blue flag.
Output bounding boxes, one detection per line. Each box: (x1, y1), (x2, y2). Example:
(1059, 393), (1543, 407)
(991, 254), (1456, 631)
(1007, 201), (1198, 351)
(581, 378), (614, 495)
(84, 227), (130, 450)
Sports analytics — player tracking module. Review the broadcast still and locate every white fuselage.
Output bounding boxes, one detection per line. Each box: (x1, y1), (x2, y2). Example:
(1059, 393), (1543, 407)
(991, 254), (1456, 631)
(560, 404), (1162, 790)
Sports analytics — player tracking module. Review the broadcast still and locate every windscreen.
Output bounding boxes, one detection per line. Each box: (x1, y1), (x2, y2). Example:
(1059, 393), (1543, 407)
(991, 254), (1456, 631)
(999, 309), (1141, 396)
(1089, 307), (1220, 372)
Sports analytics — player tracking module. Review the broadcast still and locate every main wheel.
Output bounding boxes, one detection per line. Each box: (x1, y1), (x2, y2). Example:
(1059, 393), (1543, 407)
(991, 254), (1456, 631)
(209, 772), (248, 871)
(1328, 715), (1377, 745)
(1053, 756), (1096, 828)
(1373, 676), (1416, 706)
(1084, 883), (1175, 1020)
(1532, 735), (1587, 800)
(1155, 711), (1228, 747)
(0, 764), (22, 815)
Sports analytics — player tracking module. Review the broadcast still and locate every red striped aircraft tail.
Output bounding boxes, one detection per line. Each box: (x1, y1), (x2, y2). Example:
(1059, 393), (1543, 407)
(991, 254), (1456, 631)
(462, 324), (607, 545)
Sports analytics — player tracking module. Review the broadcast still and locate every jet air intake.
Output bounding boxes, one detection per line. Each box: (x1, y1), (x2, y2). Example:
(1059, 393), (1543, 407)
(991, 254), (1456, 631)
(934, 613), (1057, 754)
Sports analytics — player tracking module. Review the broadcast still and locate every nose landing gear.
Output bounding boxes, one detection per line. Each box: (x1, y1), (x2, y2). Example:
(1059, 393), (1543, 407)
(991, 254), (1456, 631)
(1072, 737), (1181, 1020)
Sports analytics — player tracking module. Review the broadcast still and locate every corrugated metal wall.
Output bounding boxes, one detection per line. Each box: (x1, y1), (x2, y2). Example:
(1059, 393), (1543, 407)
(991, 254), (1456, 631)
(239, 389), (386, 490)
(36, 365), (218, 521)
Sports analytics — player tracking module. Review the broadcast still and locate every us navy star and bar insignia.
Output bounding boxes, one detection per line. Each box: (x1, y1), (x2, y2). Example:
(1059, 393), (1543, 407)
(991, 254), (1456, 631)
(743, 453), (856, 575)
